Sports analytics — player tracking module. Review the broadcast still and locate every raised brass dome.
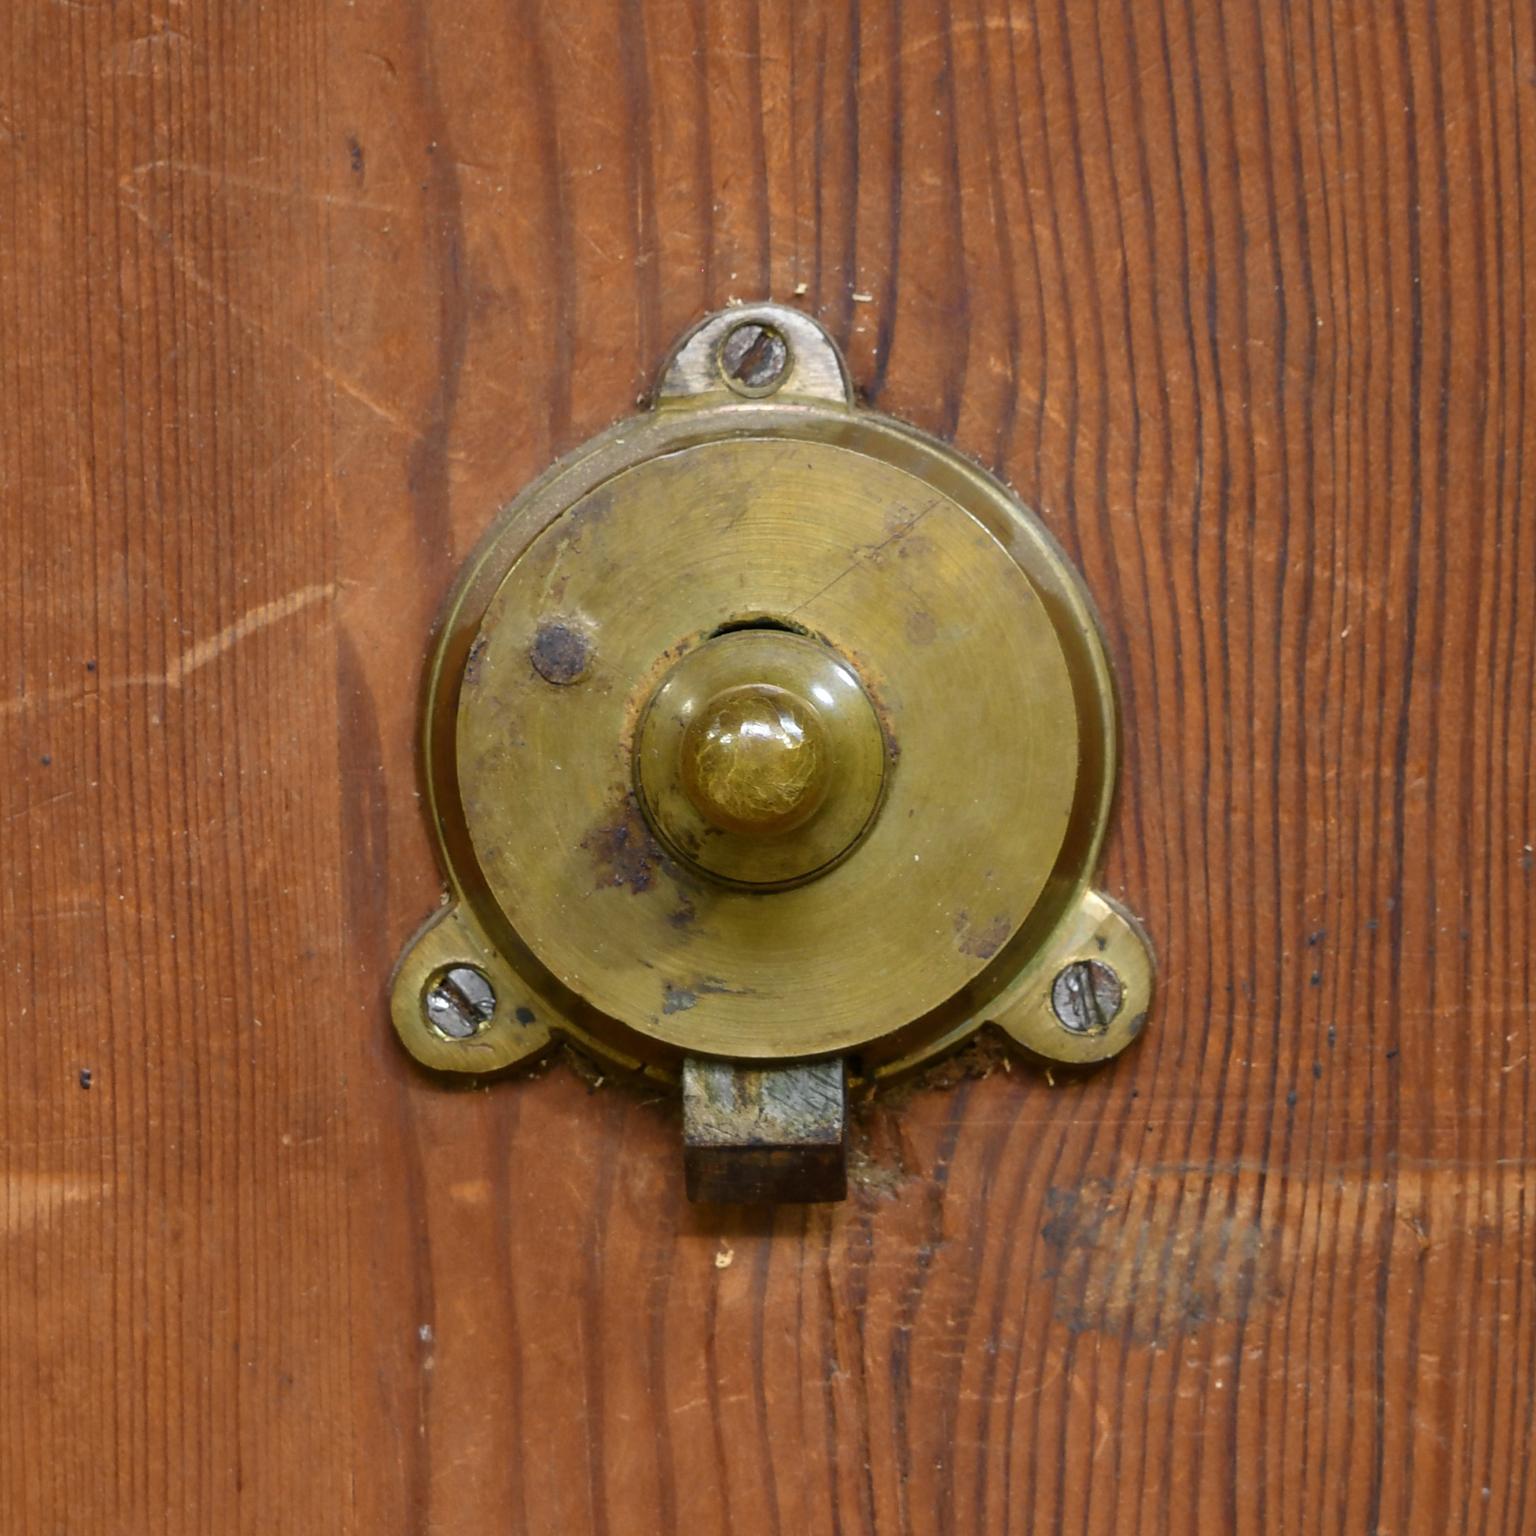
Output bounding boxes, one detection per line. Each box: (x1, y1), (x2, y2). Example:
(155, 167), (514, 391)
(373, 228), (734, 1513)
(634, 628), (888, 889)
(681, 684), (829, 836)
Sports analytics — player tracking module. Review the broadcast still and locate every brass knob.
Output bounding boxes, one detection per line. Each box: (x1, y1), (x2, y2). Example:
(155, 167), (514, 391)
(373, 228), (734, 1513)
(679, 684), (831, 837)
(635, 629), (888, 888)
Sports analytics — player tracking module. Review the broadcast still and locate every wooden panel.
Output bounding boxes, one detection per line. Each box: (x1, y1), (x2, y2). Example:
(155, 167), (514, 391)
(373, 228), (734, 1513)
(3, 1), (1534, 1532)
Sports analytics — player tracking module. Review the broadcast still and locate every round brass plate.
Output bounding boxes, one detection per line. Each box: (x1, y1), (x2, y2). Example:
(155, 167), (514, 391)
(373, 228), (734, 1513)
(393, 303), (1151, 1086)
(456, 435), (1080, 1058)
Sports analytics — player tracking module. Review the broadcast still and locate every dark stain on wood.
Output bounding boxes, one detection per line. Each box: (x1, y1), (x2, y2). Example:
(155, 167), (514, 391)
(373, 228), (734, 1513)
(1041, 1176), (1277, 1347)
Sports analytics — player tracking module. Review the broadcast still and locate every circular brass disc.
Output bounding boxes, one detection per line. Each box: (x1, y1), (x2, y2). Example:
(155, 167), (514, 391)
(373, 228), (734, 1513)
(456, 436), (1080, 1058)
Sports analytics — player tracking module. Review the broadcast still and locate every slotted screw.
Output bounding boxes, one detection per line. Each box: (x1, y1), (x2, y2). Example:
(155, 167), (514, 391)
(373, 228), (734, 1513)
(424, 965), (496, 1039)
(1051, 959), (1123, 1035)
(720, 321), (790, 394)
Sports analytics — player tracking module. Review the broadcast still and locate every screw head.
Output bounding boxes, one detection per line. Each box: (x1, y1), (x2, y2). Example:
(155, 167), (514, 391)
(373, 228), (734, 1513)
(424, 965), (497, 1039)
(719, 320), (790, 395)
(1050, 959), (1124, 1035)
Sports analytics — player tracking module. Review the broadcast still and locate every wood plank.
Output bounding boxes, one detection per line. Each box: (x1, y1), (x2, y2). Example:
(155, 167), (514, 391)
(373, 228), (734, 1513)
(0, 1), (349, 1529)
(2, 1), (1533, 1531)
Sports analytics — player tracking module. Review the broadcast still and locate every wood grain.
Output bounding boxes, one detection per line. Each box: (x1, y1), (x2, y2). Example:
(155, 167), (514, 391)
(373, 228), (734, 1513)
(3, 1), (1534, 1531)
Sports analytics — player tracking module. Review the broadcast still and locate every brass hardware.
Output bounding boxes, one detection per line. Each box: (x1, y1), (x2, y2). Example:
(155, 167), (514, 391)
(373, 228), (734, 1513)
(391, 303), (1154, 1201)
(635, 628), (888, 889)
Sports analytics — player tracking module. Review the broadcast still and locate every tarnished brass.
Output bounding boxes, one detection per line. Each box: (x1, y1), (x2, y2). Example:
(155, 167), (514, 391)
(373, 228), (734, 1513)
(391, 303), (1155, 1200)
(635, 628), (888, 888)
